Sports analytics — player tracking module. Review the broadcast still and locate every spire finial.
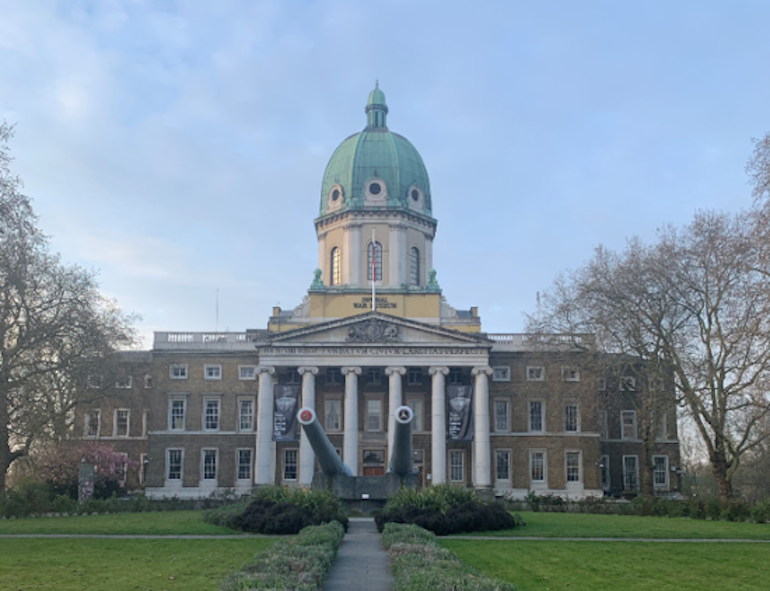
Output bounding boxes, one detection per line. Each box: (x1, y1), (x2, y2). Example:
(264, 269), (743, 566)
(375, 79), (379, 89)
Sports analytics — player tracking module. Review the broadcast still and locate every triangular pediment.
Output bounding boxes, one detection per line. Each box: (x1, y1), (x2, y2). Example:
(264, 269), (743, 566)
(264, 312), (488, 347)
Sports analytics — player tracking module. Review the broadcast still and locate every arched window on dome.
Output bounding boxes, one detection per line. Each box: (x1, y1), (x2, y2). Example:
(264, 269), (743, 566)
(367, 242), (382, 282)
(330, 247), (341, 286)
(410, 247), (420, 286)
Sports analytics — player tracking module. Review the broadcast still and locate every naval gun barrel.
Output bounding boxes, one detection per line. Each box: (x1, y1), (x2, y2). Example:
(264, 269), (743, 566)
(297, 407), (351, 477)
(388, 405), (414, 476)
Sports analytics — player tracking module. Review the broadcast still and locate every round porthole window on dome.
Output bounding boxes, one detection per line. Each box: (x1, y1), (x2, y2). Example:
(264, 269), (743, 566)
(411, 189), (419, 201)
(369, 181), (382, 195)
(332, 189), (340, 201)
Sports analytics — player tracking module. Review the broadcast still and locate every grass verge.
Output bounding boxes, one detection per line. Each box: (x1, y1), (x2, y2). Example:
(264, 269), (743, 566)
(459, 510), (770, 539)
(441, 539), (770, 591)
(0, 538), (274, 591)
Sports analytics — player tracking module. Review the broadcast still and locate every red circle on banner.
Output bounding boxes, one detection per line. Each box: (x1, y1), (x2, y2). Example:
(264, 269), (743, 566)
(300, 410), (313, 422)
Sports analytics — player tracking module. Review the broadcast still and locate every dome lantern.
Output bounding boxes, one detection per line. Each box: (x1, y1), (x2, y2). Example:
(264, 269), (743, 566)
(365, 81), (388, 130)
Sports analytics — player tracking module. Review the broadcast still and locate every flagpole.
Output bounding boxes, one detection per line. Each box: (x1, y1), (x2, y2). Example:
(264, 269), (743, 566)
(372, 228), (376, 312)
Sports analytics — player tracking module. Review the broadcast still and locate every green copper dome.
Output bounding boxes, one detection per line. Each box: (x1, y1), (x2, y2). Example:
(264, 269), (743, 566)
(319, 84), (433, 218)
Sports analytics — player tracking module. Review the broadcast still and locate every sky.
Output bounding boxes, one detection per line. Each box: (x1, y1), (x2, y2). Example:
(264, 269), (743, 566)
(1, 0), (769, 348)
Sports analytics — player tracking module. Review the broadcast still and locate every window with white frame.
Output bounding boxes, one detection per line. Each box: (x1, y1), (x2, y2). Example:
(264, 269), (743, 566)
(204, 365), (222, 380)
(407, 367), (422, 385)
(115, 376), (132, 389)
(239, 399), (254, 431)
(561, 366), (580, 382)
(526, 366), (544, 381)
(142, 410), (149, 437)
(85, 410), (100, 438)
(407, 399), (424, 431)
(204, 399), (220, 430)
(237, 449), (252, 480)
(623, 455), (639, 491)
(449, 450), (464, 482)
(601, 455), (610, 491)
(167, 449), (182, 480)
(565, 451), (581, 483)
(114, 452), (128, 486)
(495, 450), (510, 481)
(87, 374), (103, 389)
(325, 399), (341, 431)
(621, 410), (637, 440)
(139, 453), (147, 486)
(284, 449), (298, 481)
(448, 368), (463, 384)
(367, 367), (382, 385)
(529, 401), (544, 432)
(330, 246), (341, 286)
(410, 247), (420, 286)
(367, 241), (383, 281)
(144, 374), (153, 389)
(653, 455), (669, 487)
(530, 450), (546, 483)
(170, 364), (188, 380)
(565, 404), (579, 432)
(492, 366), (510, 382)
(202, 449), (217, 480)
(169, 398), (186, 430)
(366, 399), (382, 432)
(598, 410), (608, 439)
(239, 365), (257, 380)
(494, 400), (509, 432)
(114, 409), (129, 437)
(620, 376), (636, 391)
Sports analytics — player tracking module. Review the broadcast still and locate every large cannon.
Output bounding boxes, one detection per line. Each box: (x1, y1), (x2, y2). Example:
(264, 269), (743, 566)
(296, 407), (352, 477)
(388, 405), (415, 476)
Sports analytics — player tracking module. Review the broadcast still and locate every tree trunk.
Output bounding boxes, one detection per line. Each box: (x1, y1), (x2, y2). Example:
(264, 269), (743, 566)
(711, 455), (733, 505)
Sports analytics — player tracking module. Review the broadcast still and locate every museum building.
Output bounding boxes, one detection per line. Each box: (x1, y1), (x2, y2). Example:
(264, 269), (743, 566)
(80, 85), (681, 499)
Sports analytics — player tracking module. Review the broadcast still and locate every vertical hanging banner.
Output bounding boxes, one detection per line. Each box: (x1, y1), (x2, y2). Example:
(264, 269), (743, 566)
(273, 384), (300, 441)
(446, 385), (474, 441)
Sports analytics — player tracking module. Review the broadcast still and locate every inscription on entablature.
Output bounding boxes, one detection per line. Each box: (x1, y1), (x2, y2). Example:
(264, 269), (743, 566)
(260, 346), (481, 356)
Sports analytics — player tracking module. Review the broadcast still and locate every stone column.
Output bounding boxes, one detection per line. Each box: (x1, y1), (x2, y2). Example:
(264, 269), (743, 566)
(430, 366), (449, 484)
(425, 236), (433, 282)
(385, 367), (406, 464)
(341, 367), (362, 476)
(389, 223), (403, 287)
(255, 366), (276, 485)
(472, 366), (493, 489)
(317, 232), (326, 280)
(298, 366), (318, 486)
(349, 223), (362, 286)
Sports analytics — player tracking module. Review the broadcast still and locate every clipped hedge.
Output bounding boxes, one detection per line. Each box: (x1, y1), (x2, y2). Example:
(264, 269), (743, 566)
(220, 521), (345, 591)
(382, 523), (517, 591)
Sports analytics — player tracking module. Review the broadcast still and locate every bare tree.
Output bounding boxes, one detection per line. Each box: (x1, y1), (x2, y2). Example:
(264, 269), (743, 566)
(0, 123), (137, 491)
(746, 132), (770, 203)
(529, 210), (770, 503)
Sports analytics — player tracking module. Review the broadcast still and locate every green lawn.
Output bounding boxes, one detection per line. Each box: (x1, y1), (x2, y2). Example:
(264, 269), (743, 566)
(0, 510), (239, 535)
(441, 539), (770, 591)
(459, 510), (770, 539)
(0, 538), (275, 591)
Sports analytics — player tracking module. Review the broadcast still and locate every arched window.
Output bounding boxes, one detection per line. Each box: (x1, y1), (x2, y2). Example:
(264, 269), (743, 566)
(330, 247), (341, 286)
(367, 241), (382, 281)
(410, 247), (420, 286)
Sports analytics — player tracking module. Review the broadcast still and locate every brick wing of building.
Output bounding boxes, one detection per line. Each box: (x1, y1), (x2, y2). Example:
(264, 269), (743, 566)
(78, 85), (681, 500)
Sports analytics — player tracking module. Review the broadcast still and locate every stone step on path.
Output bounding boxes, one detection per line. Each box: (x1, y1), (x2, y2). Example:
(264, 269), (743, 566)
(324, 517), (394, 591)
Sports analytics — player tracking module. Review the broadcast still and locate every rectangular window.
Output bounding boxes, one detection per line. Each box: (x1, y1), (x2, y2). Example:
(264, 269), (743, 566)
(598, 376), (606, 391)
(656, 412), (668, 440)
(203, 449), (217, 480)
(407, 367), (422, 385)
(494, 400), (509, 432)
(601, 455), (610, 491)
(167, 449), (182, 480)
(325, 399), (341, 431)
(621, 410), (637, 440)
(144, 374), (153, 389)
(239, 399), (254, 431)
(205, 365), (222, 380)
(366, 399), (382, 432)
(170, 364), (188, 380)
(115, 376), (132, 389)
(114, 452), (128, 486)
(237, 449), (252, 481)
(283, 450), (298, 481)
(529, 401), (544, 432)
(561, 367), (580, 382)
(448, 368), (463, 385)
(169, 399), (185, 430)
(566, 451), (581, 482)
(139, 453), (147, 486)
(530, 451), (545, 482)
(367, 368), (382, 385)
(599, 410), (608, 439)
(623, 455), (639, 491)
(620, 376), (636, 391)
(142, 410), (149, 437)
(495, 450), (510, 481)
(239, 365), (257, 380)
(204, 400), (220, 431)
(287, 369), (301, 384)
(653, 455), (669, 487)
(492, 366), (510, 382)
(526, 366), (544, 381)
(326, 367), (343, 384)
(449, 450), (464, 482)
(407, 399), (424, 431)
(565, 404), (579, 432)
(115, 409), (129, 437)
(85, 410), (100, 438)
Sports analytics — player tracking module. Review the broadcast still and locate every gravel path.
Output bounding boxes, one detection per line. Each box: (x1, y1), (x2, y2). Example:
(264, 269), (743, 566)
(323, 518), (394, 591)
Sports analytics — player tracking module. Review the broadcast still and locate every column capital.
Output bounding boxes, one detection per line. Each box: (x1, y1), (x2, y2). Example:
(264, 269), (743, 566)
(256, 365), (275, 375)
(297, 366), (319, 375)
(429, 366), (449, 376)
(341, 366), (362, 376)
(385, 366), (407, 376)
(472, 366), (494, 376)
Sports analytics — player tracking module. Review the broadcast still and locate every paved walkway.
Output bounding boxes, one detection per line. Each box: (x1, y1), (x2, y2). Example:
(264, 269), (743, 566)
(323, 518), (394, 591)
